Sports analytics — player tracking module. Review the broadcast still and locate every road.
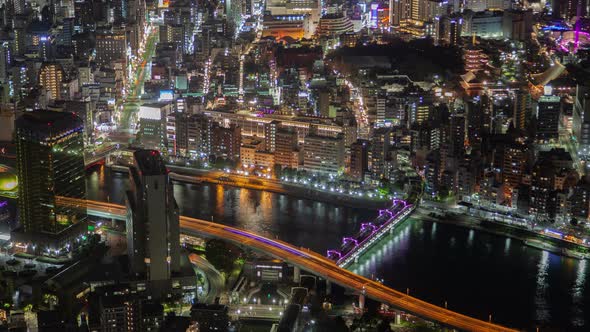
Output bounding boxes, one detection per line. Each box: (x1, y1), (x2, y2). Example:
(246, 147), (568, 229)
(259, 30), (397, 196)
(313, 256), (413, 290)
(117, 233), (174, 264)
(57, 197), (517, 331)
(229, 304), (284, 320)
(165, 165), (388, 207)
(117, 27), (158, 131)
(330, 67), (369, 138)
(178, 217), (517, 332)
(188, 253), (225, 304)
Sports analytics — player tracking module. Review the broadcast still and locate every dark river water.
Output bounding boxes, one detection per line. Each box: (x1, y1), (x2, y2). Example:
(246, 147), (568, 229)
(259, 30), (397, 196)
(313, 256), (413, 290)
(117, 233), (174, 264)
(86, 166), (589, 331)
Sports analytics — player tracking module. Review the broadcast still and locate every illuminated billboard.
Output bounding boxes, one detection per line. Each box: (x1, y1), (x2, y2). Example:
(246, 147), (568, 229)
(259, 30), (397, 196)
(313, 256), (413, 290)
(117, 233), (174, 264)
(139, 106), (162, 120)
(159, 90), (174, 101)
(0, 166), (17, 198)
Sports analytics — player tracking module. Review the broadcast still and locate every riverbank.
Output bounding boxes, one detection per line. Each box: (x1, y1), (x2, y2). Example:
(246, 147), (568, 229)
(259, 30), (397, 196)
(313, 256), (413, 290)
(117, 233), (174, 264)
(163, 165), (389, 209)
(415, 208), (590, 260)
(106, 163), (388, 209)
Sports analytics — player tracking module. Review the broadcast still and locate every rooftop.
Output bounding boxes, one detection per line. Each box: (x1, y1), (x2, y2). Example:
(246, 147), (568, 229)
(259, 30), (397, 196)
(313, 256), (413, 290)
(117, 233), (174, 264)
(134, 150), (168, 176)
(16, 110), (83, 138)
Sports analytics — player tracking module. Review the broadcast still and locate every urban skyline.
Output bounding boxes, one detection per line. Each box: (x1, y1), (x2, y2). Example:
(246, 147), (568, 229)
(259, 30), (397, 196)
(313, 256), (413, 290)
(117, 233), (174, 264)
(0, 0), (589, 330)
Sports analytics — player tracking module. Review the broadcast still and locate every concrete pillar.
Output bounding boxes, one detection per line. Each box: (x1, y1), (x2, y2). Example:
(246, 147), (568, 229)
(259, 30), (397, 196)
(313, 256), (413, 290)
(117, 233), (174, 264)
(293, 266), (300, 283)
(354, 256), (359, 263)
(358, 294), (365, 310)
(390, 227), (394, 234)
(395, 312), (401, 325)
(326, 280), (332, 295)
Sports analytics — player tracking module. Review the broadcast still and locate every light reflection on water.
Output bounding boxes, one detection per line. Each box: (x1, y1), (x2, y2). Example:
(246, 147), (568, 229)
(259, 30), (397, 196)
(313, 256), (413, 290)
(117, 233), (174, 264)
(348, 218), (590, 331)
(535, 251), (550, 322)
(86, 168), (590, 331)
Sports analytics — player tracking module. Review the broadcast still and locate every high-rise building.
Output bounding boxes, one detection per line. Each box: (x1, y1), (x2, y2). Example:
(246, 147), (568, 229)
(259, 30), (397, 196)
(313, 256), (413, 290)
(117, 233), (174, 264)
(95, 31), (127, 66)
(95, 285), (164, 331)
(14, 110), (86, 249)
(0, 39), (12, 84)
(571, 180), (590, 220)
(126, 150), (181, 282)
(449, 111), (466, 157)
(573, 85), (590, 158)
(211, 124), (241, 161)
(189, 114), (212, 157)
(513, 88), (530, 131)
(274, 128), (299, 169)
(502, 142), (528, 194)
(303, 134), (344, 175)
(370, 127), (393, 179)
(264, 121), (279, 153)
(529, 159), (557, 220)
(350, 139), (370, 182)
(11, 0), (26, 15)
(175, 114), (212, 157)
(552, 0), (587, 19)
(317, 14), (354, 37)
(38, 62), (65, 101)
(138, 103), (173, 151)
(62, 17), (75, 46)
(438, 16), (462, 46)
(536, 95), (561, 143)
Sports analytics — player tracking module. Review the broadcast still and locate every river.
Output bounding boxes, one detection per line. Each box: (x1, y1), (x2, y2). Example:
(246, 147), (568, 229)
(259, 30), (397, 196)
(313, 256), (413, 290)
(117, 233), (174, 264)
(86, 166), (589, 331)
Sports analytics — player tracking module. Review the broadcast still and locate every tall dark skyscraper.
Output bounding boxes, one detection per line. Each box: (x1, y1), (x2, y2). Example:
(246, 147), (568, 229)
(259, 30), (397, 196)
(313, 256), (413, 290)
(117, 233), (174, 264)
(15, 110), (86, 248)
(126, 150), (180, 282)
(350, 139), (369, 182)
(536, 95), (561, 143)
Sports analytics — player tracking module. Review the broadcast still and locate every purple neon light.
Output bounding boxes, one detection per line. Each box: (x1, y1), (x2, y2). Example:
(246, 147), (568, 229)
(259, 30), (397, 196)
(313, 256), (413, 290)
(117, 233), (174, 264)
(0, 201), (7, 208)
(225, 228), (308, 257)
(557, 30), (590, 53)
(331, 200), (412, 264)
(327, 250), (342, 258)
(361, 223), (376, 231)
(343, 237), (358, 246)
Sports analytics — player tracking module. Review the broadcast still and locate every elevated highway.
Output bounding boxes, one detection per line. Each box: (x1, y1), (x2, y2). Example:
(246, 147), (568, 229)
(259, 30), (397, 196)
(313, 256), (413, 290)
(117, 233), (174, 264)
(56, 197), (517, 331)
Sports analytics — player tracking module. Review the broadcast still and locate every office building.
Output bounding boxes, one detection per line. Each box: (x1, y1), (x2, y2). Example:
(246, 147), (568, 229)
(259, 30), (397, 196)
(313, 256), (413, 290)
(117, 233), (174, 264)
(138, 103), (173, 151)
(303, 134), (344, 175)
(465, 11), (504, 39)
(190, 304), (229, 332)
(552, 0), (587, 19)
(529, 160), (557, 220)
(513, 89), (530, 131)
(350, 139), (370, 182)
(371, 127), (393, 180)
(95, 31), (127, 66)
(318, 14), (354, 37)
(274, 128), (299, 169)
(536, 95), (561, 143)
(573, 85), (590, 158)
(38, 62), (65, 101)
(389, 0), (412, 27)
(14, 110), (86, 249)
(502, 9), (533, 41)
(501, 142), (528, 193)
(265, 120), (279, 153)
(211, 124), (241, 161)
(95, 285), (164, 331)
(126, 150), (181, 282)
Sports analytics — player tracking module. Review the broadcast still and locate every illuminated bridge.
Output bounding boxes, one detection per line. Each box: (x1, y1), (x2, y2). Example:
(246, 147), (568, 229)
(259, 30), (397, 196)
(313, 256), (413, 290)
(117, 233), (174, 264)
(328, 199), (415, 267)
(56, 197), (516, 332)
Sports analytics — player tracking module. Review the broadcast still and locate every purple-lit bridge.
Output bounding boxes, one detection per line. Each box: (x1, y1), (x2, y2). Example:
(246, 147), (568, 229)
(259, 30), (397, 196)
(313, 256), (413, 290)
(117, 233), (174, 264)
(57, 197), (515, 331)
(327, 199), (415, 267)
